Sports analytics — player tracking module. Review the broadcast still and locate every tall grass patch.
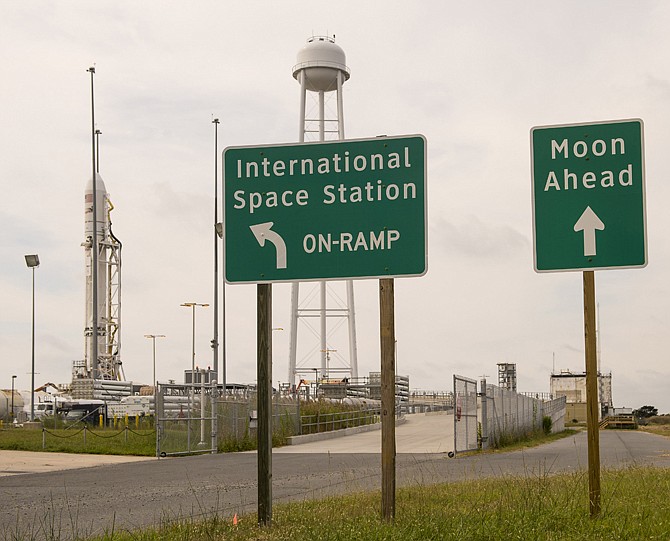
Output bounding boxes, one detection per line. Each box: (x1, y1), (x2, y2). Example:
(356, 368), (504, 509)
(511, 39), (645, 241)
(0, 427), (155, 456)
(84, 466), (670, 541)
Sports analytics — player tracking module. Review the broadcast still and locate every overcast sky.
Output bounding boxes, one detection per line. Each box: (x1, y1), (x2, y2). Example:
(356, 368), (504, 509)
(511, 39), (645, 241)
(2, 1), (669, 412)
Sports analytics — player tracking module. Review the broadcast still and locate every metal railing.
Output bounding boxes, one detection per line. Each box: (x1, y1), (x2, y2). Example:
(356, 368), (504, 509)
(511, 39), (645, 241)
(300, 407), (380, 435)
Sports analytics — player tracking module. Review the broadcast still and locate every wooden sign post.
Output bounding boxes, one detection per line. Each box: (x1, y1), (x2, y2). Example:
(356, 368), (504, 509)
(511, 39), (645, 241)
(257, 283), (273, 526)
(380, 278), (396, 522)
(583, 271), (600, 517)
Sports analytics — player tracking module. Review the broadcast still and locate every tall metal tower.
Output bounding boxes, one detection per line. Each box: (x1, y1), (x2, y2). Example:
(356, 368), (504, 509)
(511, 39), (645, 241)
(497, 363), (517, 392)
(288, 35), (359, 385)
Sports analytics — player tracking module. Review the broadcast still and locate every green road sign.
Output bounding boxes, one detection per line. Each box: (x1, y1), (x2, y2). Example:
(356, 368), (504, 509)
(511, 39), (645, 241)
(531, 119), (646, 272)
(224, 135), (427, 283)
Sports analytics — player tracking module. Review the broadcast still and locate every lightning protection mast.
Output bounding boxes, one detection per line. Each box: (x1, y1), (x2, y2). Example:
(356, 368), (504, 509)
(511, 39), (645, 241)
(288, 35), (359, 386)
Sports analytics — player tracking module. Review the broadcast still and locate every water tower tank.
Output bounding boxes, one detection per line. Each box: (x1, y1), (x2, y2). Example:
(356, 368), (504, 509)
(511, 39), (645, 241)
(289, 34), (359, 387)
(292, 36), (350, 93)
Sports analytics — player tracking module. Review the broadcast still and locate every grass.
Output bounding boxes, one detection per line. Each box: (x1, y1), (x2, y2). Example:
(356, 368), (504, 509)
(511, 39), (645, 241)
(80, 466), (670, 541)
(639, 416), (670, 438)
(299, 400), (379, 435)
(491, 428), (579, 452)
(0, 426), (156, 456)
(640, 424), (670, 438)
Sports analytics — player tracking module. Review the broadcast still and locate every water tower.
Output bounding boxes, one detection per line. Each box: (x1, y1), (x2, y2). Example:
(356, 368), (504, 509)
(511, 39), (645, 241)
(288, 36), (359, 385)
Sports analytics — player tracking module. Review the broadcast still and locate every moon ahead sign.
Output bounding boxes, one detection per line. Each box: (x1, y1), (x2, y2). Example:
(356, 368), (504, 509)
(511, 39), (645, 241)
(223, 135), (427, 284)
(531, 119), (646, 273)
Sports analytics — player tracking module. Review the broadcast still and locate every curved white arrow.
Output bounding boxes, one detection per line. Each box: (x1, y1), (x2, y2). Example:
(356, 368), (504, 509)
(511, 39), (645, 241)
(574, 206), (605, 257)
(250, 222), (287, 269)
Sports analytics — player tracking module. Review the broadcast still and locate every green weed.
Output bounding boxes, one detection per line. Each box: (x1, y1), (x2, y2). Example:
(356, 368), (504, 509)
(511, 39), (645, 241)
(77, 466), (670, 541)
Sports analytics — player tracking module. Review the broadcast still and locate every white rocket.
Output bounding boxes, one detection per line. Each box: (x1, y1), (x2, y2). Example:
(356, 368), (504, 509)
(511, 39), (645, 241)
(83, 173), (123, 381)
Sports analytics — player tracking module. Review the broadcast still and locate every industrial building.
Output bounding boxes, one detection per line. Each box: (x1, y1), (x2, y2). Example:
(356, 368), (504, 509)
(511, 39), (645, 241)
(549, 370), (613, 422)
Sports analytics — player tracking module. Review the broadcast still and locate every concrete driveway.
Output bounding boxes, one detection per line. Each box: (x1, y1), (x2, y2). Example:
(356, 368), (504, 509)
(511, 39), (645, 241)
(0, 449), (152, 477)
(275, 411), (455, 453)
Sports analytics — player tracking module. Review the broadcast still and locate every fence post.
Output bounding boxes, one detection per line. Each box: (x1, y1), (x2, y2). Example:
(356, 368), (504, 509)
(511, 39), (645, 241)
(83, 425), (87, 448)
(297, 395), (302, 435)
(479, 378), (488, 450)
(155, 383), (162, 459)
(211, 380), (217, 454)
(42, 428), (46, 449)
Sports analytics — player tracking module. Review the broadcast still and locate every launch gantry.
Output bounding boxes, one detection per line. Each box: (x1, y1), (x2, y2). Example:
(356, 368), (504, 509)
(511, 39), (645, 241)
(78, 173), (124, 382)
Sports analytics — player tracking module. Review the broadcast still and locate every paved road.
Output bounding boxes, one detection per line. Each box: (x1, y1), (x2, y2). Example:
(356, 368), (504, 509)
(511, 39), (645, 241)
(276, 411), (455, 453)
(0, 420), (668, 540)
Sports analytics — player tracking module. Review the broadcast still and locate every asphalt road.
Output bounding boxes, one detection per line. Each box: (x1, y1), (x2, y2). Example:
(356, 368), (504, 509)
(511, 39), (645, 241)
(1, 425), (669, 540)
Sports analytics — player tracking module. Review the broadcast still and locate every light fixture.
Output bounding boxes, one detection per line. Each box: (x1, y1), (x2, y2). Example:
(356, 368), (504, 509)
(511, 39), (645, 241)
(24, 254), (40, 268)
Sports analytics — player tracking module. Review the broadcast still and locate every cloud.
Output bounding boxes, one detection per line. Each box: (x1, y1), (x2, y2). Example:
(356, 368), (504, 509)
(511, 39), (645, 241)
(431, 215), (529, 260)
(2, 1), (670, 414)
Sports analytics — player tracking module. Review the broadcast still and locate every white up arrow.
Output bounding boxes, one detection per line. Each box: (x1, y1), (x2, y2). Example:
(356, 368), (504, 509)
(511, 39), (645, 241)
(574, 206), (605, 257)
(250, 222), (287, 269)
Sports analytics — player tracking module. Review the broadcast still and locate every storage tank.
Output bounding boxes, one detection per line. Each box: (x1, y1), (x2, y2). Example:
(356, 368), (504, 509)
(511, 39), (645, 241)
(292, 35), (350, 93)
(0, 390), (25, 420)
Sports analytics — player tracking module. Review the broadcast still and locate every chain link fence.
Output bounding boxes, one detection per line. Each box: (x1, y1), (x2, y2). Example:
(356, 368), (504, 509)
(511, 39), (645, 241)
(155, 382), (217, 457)
(155, 383), (302, 455)
(215, 395), (300, 450)
(482, 381), (566, 449)
(453, 375), (478, 454)
(452, 376), (568, 453)
(484, 384), (540, 447)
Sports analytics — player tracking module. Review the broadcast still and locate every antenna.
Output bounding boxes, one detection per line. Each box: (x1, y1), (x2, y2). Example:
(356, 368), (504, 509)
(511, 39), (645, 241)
(87, 66), (99, 379)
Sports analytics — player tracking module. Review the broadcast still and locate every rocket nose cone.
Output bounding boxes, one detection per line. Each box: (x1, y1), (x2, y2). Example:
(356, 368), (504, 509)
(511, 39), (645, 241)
(85, 173), (107, 194)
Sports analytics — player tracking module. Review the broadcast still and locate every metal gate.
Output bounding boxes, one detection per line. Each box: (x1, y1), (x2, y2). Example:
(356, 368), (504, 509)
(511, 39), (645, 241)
(453, 374), (478, 454)
(156, 382), (218, 457)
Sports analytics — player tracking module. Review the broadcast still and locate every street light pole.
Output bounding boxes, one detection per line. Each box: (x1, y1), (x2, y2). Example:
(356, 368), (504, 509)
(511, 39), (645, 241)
(144, 334), (166, 391)
(212, 118), (220, 385)
(181, 303), (209, 382)
(181, 302), (208, 451)
(24, 254), (39, 422)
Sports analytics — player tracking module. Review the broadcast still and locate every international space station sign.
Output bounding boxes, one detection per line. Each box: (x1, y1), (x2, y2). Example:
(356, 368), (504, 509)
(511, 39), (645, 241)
(223, 135), (427, 283)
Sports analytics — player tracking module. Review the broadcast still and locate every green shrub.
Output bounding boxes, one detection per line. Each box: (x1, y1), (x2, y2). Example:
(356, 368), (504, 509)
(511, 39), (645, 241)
(542, 415), (553, 435)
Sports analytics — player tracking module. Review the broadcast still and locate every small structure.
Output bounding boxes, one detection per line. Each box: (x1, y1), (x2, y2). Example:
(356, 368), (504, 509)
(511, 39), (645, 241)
(550, 370), (613, 422)
(184, 367), (217, 385)
(497, 363), (517, 392)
